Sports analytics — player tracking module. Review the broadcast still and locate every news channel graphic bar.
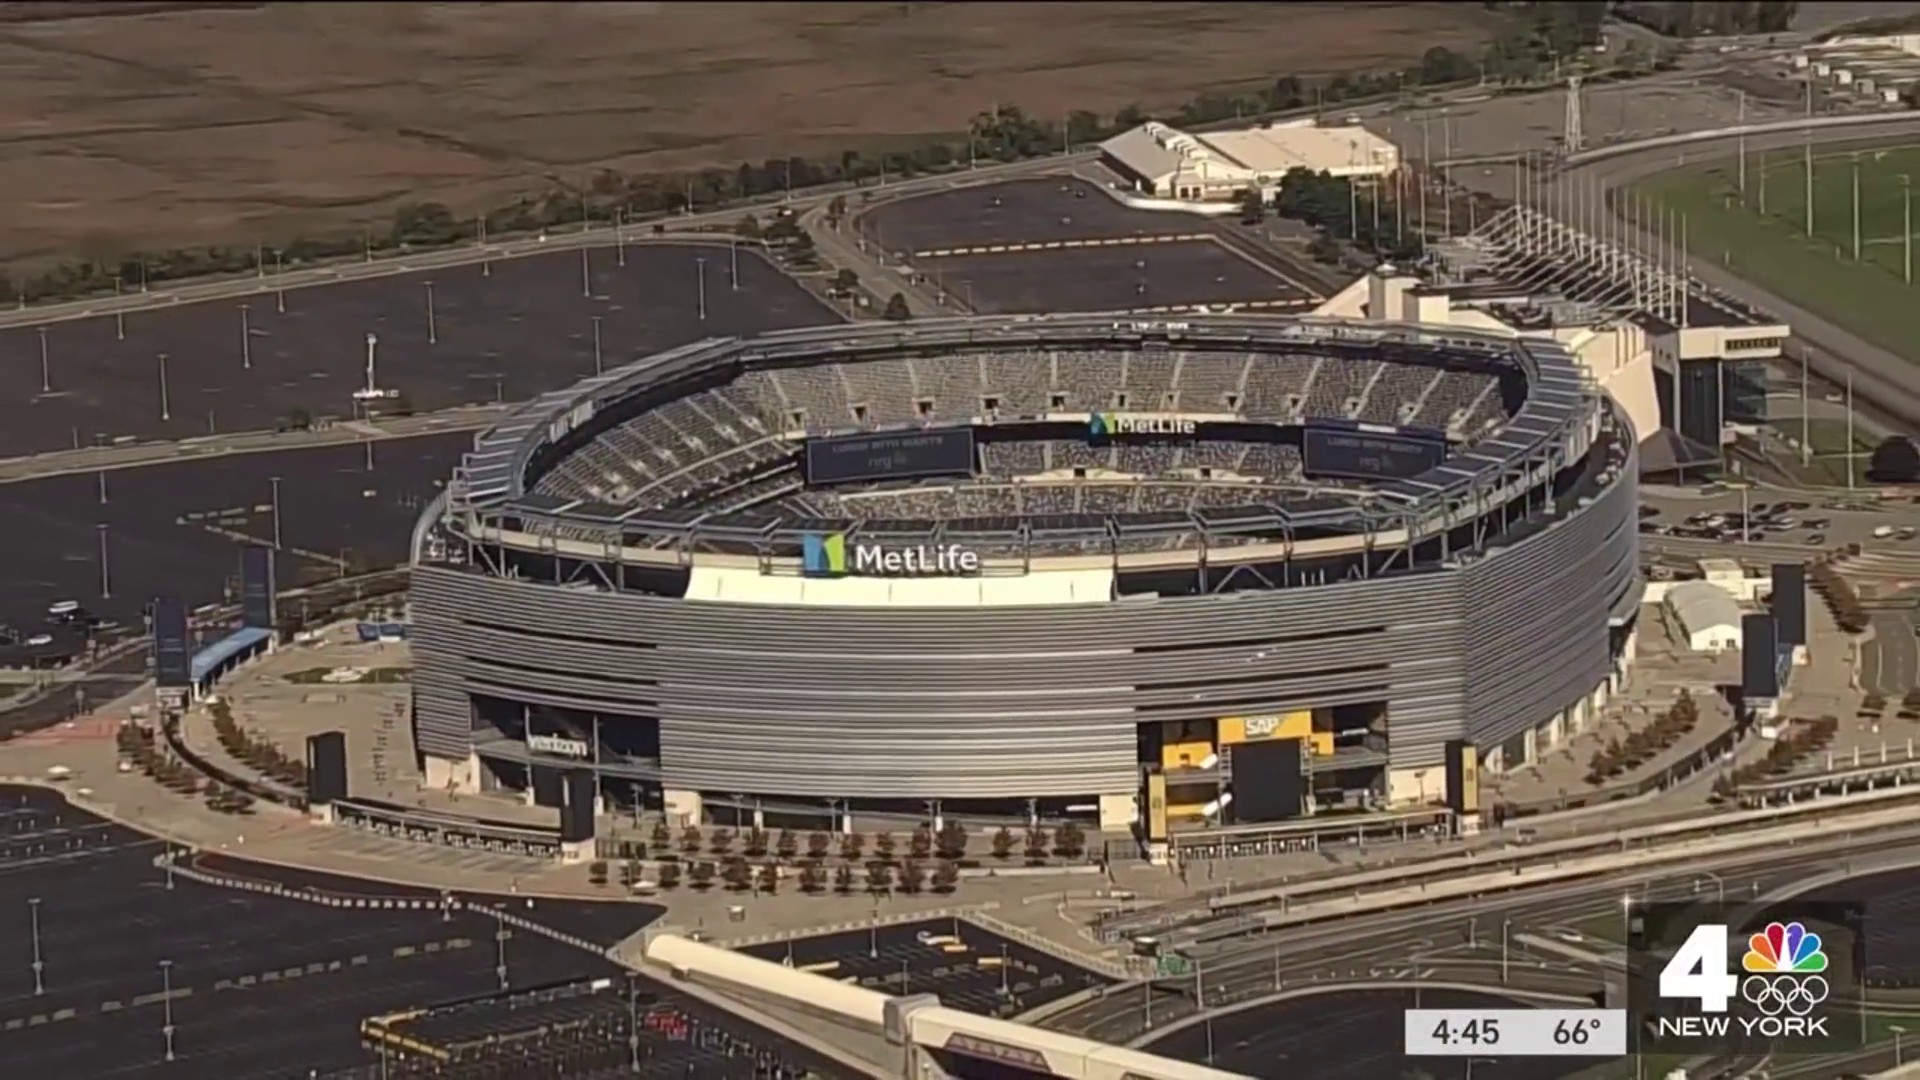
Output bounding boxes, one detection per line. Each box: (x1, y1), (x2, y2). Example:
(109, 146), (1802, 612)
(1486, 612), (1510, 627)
(1403, 1009), (1627, 1057)
(1628, 900), (1867, 1057)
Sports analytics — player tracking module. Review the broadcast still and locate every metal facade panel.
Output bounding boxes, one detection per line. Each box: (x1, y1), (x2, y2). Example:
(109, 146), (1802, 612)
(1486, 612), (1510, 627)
(1460, 460), (1639, 749)
(408, 563), (1469, 799)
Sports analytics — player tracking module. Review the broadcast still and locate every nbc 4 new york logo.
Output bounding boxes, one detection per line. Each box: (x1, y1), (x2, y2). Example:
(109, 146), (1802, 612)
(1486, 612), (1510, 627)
(1654, 920), (1832, 1040)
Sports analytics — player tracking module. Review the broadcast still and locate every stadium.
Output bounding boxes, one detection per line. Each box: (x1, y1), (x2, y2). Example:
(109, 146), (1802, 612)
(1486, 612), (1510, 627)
(407, 312), (1641, 836)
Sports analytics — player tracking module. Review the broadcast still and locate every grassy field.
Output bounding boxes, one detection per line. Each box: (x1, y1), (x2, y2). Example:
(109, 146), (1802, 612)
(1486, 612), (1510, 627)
(1637, 143), (1920, 366)
(0, 2), (1508, 269)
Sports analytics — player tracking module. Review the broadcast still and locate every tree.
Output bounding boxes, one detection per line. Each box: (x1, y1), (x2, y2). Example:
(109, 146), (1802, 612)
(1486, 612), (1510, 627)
(899, 859), (927, 894)
(799, 863), (826, 893)
(1868, 437), (1920, 483)
(709, 828), (734, 854)
(722, 856), (752, 892)
(1418, 45), (1476, 86)
(1024, 828), (1051, 863)
(736, 214), (762, 239)
(688, 861), (716, 890)
(1239, 187), (1266, 225)
(882, 292), (912, 321)
(757, 863), (781, 895)
(776, 829), (799, 861)
(840, 832), (865, 861)
(1055, 822), (1087, 859)
(936, 822), (968, 860)
(657, 862), (682, 890)
(874, 831), (897, 861)
(588, 860), (609, 886)
(745, 828), (770, 857)
(680, 826), (703, 856)
(930, 860), (961, 894)
(991, 826), (1015, 861)
(826, 194), (848, 221)
(910, 825), (934, 860)
(833, 864), (855, 895)
(865, 861), (894, 896)
(807, 830), (832, 860)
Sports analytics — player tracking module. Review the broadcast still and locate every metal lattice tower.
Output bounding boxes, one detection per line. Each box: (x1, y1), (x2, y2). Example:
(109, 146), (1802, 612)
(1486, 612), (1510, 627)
(1564, 75), (1584, 154)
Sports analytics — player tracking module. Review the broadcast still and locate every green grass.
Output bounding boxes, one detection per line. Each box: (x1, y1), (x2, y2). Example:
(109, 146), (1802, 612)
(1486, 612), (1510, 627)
(1636, 144), (1920, 367)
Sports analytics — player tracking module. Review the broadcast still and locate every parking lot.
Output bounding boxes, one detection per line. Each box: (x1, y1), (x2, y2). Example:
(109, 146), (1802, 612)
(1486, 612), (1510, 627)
(0, 785), (630, 1079)
(862, 177), (1204, 256)
(740, 917), (1110, 1019)
(929, 240), (1311, 316)
(0, 242), (838, 457)
(0, 432), (469, 634)
(1143, 987), (1604, 1080)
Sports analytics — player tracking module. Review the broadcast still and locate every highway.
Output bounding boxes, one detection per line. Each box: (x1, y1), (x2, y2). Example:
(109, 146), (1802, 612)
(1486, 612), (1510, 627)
(1044, 825), (1920, 1058)
(1564, 119), (1920, 431)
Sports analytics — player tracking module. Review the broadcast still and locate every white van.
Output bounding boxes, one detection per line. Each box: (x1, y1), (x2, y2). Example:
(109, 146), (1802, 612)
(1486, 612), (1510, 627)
(1874, 525), (1896, 539)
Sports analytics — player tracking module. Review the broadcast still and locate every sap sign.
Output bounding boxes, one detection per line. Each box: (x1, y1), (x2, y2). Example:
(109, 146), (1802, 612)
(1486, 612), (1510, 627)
(802, 533), (981, 577)
(1089, 412), (1197, 438)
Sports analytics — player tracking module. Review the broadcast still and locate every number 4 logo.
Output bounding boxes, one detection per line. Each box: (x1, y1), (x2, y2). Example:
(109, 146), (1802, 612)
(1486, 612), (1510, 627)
(1659, 924), (1741, 1014)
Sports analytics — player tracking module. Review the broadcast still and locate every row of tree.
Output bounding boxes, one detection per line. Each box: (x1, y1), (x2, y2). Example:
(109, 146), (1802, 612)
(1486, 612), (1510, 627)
(116, 721), (202, 795)
(1710, 714), (1838, 800)
(640, 820), (1089, 864)
(207, 698), (306, 790)
(1809, 556), (1870, 634)
(1585, 688), (1702, 784)
(0, 5), (1612, 305)
(644, 857), (963, 896)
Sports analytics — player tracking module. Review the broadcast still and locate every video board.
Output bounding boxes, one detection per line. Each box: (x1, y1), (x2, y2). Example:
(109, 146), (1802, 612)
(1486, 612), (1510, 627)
(804, 427), (976, 486)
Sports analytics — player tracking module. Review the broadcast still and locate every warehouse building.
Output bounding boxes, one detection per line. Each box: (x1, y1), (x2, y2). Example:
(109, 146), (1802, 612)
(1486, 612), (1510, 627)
(1099, 118), (1401, 203)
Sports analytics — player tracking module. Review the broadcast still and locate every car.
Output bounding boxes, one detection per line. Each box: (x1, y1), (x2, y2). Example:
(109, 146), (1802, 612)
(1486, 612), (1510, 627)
(1804, 518), (1831, 529)
(1772, 517), (1797, 529)
(1805, 535), (1826, 546)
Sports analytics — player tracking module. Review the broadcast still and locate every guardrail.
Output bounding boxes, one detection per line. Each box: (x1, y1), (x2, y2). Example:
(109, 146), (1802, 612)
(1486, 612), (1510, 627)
(1564, 111), (1920, 168)
(1101, 782), (1920, 944)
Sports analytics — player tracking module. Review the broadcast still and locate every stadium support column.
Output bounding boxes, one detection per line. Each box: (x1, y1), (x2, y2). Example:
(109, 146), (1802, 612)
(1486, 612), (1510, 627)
(664, 789), (703, 828)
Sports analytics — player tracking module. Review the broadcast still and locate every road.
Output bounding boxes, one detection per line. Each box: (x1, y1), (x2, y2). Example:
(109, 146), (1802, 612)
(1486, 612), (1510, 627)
(1048, 827), (1920, 1066)
(1564, 120), (1920, 432)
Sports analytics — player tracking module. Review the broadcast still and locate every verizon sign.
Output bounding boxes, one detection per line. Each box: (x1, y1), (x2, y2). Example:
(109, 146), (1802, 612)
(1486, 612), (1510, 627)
(526, 733), (590, 759)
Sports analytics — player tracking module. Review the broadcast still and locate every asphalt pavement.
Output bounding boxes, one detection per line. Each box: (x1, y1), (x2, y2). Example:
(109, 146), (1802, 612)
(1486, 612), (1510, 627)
(0, 242), (837, 458)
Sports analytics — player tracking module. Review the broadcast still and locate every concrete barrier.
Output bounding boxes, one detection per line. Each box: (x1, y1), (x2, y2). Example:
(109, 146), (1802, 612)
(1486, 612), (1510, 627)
(1262, 806), (1920, 929)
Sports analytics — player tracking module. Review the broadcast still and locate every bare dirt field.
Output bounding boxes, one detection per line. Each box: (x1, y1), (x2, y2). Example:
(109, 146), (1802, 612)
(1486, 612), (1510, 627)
(0, 2), (1508, 269)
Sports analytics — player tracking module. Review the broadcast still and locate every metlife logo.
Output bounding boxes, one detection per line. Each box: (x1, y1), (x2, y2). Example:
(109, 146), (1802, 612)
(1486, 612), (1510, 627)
(1628, 901), (1865, 1056)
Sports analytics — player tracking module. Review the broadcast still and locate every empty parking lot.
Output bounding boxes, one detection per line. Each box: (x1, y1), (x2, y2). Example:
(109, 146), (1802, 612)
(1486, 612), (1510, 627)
(930, 240), (1311, 315)
(741, 917), (1109, 1020)
(0, 242), (838, 458)
(862, 177), (1205, 255)
(0, 433), (468, 632)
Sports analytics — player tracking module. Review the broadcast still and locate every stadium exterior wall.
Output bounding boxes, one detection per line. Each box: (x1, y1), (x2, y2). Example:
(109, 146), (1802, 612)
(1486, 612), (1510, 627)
(407, 448), (1636, 802)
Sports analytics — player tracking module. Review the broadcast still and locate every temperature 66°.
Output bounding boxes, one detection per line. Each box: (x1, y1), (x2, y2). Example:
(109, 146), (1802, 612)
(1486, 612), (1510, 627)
(1555, 1017), (1601, 1045)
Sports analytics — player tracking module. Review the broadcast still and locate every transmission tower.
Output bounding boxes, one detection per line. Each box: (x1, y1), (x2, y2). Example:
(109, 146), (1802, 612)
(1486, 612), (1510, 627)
(1563, 74), (1585, 154)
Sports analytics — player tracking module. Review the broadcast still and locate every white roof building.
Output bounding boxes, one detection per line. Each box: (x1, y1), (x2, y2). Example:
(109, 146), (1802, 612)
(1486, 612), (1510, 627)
(1099, 119), (1401, 203)
(1665, 580), (1744, 654)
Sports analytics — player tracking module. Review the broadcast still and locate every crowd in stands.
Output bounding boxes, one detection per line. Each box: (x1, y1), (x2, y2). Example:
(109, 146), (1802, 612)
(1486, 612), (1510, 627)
(528, 348), (1510, 523)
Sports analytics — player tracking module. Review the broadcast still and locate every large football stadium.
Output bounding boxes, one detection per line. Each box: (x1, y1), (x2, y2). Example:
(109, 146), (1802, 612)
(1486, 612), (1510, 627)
(407, 313), (1641, 833)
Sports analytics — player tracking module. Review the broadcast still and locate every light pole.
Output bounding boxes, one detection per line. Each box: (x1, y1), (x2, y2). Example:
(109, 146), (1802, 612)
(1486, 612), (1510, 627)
(239, 304), (251, 370)
(580, 244), (592, 298)
(1905, 174), (1914, 285)
(424, 280), (437, 345)
(591, 315), (603, 376)
(37, 325), (50, 393)
(1894, 1023), (1908, 1065)
(493, 910), (510, 992)
(1695, 871), (1726, 904)
(273, 249), (286, 313)
(1853, 153), (1863, 262)
(730, 237), (740, 290)
(1500, 917), (1511, 983)
(28, 897), (44, 995)
(160, 959), (176, 1062)
(270, 476), (283, 550)
(98, 524), (112, 600)
(114, 275), (126, 339)
(1845, 366), (1857, 491)
(696, 257), (708, 321)
(157, 352), (170, 422)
